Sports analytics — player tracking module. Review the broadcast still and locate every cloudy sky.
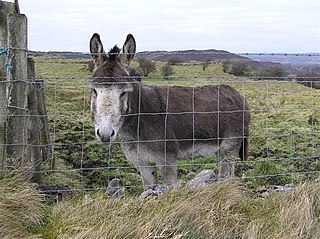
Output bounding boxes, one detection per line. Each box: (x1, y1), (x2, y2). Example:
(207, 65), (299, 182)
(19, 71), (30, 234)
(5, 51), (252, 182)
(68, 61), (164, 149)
(16, 0), (320, 53)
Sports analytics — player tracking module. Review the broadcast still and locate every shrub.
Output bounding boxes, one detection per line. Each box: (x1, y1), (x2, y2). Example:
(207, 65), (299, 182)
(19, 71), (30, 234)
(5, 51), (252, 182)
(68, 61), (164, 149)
(202, 60), (210, 71)
(229, 63), (250, 76)
(221, 60), (230, 73)
(167, 57), (182, 65)
(258, 66), (288, 80)
(161, 64), (175, 79)
(138, 57), (156, 77)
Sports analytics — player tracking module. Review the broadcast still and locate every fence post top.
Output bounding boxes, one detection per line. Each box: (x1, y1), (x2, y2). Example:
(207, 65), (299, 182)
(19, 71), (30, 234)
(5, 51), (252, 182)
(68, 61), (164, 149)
(0, 0), (20, 14)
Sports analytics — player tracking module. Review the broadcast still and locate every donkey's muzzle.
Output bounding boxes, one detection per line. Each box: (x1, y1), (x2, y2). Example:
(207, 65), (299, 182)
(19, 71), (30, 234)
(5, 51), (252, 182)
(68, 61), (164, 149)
(96, 128), (116, 143)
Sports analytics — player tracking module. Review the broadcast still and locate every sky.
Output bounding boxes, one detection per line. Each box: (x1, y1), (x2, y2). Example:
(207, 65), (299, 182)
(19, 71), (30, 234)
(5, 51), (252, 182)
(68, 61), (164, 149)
(13, 0), (320, 53)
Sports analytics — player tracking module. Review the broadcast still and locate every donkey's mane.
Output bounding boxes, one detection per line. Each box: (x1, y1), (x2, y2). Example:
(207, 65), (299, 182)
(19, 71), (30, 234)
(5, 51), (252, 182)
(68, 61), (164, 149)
(108, 45), (121, 60)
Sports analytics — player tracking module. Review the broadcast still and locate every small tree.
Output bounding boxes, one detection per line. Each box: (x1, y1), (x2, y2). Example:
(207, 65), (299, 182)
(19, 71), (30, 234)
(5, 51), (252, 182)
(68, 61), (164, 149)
(161, 64), (175, 79)
(138, 57), (156, 77)
(202, 60), (210, 71)
(167, 57), (182, 65)
(221, 60), (230, 73)
(229, 63), (250, 76)
(258, 66), (288, 80)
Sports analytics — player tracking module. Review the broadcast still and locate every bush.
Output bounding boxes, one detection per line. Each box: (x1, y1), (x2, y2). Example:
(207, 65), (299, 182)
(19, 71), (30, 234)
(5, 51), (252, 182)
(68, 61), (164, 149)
(202, 60), (210, 71)
(161, 64), (175, 79)
(167, 57), (182, 65)
(138, 58), (156, 77)
(229, 63), (250, 76)
(258, 66), (288, 80)
(221, 60), (230, 73)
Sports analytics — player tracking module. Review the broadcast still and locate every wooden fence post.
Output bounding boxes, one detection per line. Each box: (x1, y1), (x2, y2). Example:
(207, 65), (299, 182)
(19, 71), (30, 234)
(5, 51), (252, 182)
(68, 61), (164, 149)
(0, 1), (16, 173)
(1, 1), (51, 180)
(27, 58), (42, 183)
(6, 11), (29, 168)
(36, 82), (53, 170)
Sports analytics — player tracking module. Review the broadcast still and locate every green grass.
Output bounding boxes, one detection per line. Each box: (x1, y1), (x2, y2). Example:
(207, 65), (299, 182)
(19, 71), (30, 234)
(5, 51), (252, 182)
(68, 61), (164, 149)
(33, 57), (320, 191)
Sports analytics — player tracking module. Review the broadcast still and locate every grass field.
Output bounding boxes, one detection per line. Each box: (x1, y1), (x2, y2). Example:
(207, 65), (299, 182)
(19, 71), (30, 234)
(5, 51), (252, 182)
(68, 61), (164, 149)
(33, 57), (320, 192)
(0, 56), (319, 238)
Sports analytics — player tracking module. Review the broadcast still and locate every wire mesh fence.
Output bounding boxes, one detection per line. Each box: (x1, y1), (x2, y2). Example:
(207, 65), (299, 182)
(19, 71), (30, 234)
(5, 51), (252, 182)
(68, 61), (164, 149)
(0, 49), (320, 194)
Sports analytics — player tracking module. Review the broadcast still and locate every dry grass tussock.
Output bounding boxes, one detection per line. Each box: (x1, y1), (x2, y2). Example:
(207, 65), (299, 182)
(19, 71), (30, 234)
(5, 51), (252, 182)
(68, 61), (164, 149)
(44, 181), (320, 239)
(1, 175), (319, 238)
(0, 174), (45, 239)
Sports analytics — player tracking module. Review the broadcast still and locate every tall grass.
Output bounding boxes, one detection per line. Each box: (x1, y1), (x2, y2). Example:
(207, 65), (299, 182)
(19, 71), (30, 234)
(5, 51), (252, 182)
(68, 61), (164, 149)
(41, 181), (320, 239)
(0, 176), (319, 238)
(0, 174), (45, 239)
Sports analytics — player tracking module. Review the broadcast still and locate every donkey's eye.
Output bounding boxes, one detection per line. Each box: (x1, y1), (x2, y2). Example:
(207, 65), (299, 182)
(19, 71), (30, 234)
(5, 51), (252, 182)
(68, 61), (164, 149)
(92, 89), (97, 96)
(120, 92), (127, 98)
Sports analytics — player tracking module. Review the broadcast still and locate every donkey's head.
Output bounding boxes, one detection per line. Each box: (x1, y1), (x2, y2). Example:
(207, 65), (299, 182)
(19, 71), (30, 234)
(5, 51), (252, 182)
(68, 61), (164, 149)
(89, 33), (136, 143)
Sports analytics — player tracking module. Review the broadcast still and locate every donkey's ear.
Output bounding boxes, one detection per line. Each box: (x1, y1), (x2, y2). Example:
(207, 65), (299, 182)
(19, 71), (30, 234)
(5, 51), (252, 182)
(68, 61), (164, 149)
(90, 33), (108, 67)
(121, 34), (136, 66)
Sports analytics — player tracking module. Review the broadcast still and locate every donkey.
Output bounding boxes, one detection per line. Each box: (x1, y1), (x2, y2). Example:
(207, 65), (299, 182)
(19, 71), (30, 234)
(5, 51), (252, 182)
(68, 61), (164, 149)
(89, 33), (250, 189)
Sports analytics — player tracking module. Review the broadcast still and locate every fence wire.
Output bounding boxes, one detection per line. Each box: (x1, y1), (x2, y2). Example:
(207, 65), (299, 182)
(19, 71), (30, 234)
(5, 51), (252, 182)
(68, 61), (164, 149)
(0, 49), (319, 194)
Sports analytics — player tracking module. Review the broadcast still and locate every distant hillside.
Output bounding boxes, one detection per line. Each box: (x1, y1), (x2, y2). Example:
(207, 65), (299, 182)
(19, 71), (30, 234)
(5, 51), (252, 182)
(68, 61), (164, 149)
(30, 49), (288, 75)
(242, 53), (320, 65)
(135, 49), (286, 71)
(29, 51), (91, 59)
(136, 49), (248, 63)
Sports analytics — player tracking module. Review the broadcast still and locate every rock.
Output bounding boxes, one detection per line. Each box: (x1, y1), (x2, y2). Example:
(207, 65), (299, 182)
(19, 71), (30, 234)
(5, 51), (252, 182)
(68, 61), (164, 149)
(255, 189), (270, 198)
(139, 185), (169, 200)
(154, 185), (169, 195)
(255, 184), (296, 197)
(83, 194), (91, 203)
(106, 179), (125, 198)
(186, 170), (216, 188)
(272, 184), (295, 192)
(315, 177), (320, 183)
(140, 170), (217, 200)
(173, 180), (187, 189)
(139, 189), (158, 200)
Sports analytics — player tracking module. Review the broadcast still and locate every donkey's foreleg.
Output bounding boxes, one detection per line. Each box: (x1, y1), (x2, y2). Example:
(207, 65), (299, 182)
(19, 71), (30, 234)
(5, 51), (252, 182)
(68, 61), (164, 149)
(159, 164), (177, 186)
(138, 165), (158, 189)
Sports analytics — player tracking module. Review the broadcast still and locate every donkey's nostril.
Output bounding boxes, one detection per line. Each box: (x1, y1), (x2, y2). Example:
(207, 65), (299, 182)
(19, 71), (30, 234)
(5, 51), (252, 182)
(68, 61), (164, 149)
(111, 130), (115, 137)
(96, 129), (100, 137)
